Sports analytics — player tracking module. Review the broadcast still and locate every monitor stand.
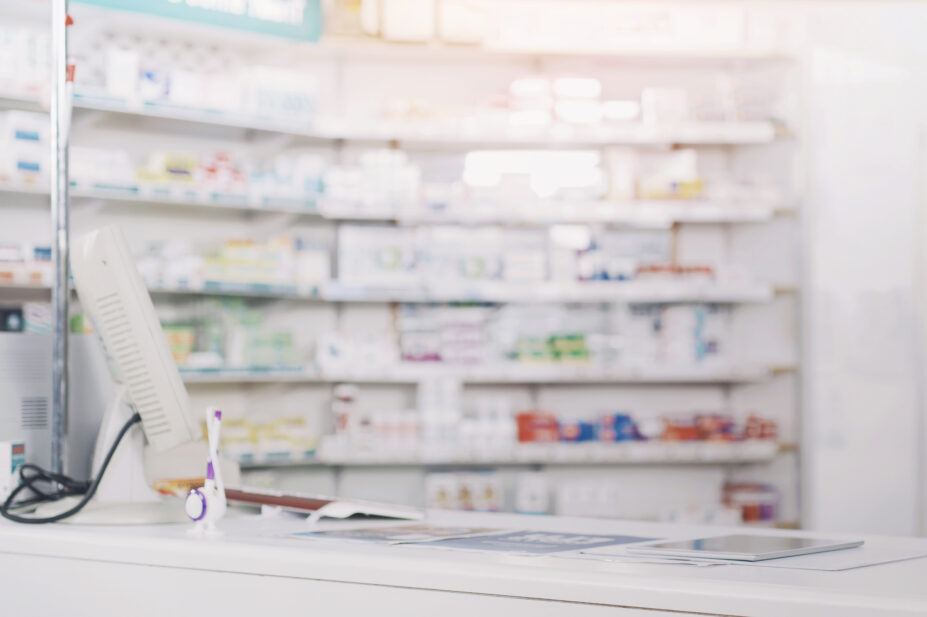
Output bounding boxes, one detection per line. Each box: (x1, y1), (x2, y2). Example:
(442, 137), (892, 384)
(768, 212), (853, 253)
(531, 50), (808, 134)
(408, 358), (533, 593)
(34, 386), (187, 525)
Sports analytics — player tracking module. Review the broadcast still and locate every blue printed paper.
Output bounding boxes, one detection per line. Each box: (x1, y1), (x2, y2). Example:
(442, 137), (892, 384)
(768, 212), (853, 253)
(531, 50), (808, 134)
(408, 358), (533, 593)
(419, 531), (656, 554)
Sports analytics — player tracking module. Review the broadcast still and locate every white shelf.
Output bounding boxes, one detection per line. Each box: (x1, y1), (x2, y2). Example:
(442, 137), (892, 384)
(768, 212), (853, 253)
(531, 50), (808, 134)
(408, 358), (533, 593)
(180, 364), (790, 385)
(312, 118), (780, 147)
(233, 451), (318, 468)
(0, 282), (53, 298)
(181, 368), (313, 384)
(72, 186), (319, 216)
(2, 90), (780, 148)
(0, 276), (780, 305)
(0, 183), (321, 217)
(0, 280), (317, 301)
(0, 92), (42, 111)
(0, 184), (789, 227)
(302, 37), (795, 64)
(0, 278), (779, 304)
(0, 5), (794, 64)
(147, 281), (321, 300)
(325, 200), (787, 228)
(236, 440), (782, 469)
(0, 184), (47, 199)
(321, 280), (776, 304)
(67, 94), (778, 147)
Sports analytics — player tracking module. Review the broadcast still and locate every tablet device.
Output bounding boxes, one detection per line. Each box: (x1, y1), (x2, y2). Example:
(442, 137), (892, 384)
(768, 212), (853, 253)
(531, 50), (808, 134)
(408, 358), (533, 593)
(627, 534), (863, 561)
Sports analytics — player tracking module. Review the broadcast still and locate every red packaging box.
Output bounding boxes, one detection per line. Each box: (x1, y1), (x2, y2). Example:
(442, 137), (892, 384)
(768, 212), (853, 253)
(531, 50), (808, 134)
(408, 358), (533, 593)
(516, 411), (559, 443)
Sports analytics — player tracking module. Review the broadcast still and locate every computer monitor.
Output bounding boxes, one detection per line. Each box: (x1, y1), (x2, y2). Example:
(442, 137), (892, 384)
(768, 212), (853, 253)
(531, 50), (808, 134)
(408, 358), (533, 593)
(36, 224), (203, 523)
(70, 225), (201, 451)
(24, 225), (404, 525)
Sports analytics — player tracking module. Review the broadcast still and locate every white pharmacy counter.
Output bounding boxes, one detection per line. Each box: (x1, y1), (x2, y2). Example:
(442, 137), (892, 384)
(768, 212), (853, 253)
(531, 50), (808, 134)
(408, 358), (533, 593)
(1, 510), (926, 617)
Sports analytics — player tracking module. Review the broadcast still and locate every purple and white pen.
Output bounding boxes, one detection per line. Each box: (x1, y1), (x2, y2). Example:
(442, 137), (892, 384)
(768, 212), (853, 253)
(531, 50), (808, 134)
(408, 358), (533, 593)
(185, 407), (227, 533)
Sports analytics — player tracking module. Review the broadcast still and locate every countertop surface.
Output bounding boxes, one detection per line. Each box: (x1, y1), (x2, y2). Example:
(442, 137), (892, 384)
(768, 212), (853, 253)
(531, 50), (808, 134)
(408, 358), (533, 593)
(2, 508), (927, 617)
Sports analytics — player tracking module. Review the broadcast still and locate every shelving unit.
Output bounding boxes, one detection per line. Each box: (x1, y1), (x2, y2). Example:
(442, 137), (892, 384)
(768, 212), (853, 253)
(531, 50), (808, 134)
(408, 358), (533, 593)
(292, 35), (796, 64)
(234, 440), (785, 469)
(327, 202), (791, 227)
(319, 280), (778, 304)
(178, 363), (792, 385)
(0, 91), (781, 146)
(0, 5), (802, 527)
(68, 93), (779, 147)
(0, 183), (790, 228)
(0, 279), (780, 304)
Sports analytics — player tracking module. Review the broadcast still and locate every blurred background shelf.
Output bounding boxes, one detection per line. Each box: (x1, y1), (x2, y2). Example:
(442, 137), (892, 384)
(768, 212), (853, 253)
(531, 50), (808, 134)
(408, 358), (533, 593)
(319, 280), (777, 304)
(301, 36), (795, 64)
(71, 94), (779, 146)
(234, 440), (786, 469)
(0, 0), (807, 529)
(324, 200), (790, 228)
(0, 280), (778, 304)
(0, 184), (789, 227)
(147, 282), (322, 300)
(0, 90), (780, 147)
(179, 363), (795, 385)
(69, 187), (320, 216)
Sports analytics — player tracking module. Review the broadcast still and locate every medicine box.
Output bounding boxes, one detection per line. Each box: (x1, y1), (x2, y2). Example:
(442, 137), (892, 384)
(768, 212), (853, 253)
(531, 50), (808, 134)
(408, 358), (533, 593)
(0, 442), (25, 501)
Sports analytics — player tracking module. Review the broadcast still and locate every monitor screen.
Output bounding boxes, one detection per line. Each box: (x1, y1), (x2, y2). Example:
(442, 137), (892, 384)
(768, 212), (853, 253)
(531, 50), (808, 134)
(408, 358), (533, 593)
(71, 225), (201, 451)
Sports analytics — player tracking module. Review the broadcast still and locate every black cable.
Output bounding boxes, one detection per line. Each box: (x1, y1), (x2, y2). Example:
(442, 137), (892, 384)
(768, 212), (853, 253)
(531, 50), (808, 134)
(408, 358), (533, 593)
(0, 412), (143, 524)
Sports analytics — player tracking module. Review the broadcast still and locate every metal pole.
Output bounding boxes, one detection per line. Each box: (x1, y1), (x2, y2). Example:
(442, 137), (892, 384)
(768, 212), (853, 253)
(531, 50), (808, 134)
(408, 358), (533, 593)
(50, 0), (70, 474)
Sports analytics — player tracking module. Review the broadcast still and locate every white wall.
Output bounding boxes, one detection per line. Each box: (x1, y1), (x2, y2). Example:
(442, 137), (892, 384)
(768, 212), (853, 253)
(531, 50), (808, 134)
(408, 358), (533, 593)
(801, 2), (927, 535)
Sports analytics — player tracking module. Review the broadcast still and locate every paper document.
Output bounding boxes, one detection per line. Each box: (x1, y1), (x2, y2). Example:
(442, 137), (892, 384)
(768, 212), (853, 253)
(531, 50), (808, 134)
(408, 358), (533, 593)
(560, 553), (726, 567)
(579, 544), (927, 571)
(737, 545), (927, 571)
(415, 531), (655, 555)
